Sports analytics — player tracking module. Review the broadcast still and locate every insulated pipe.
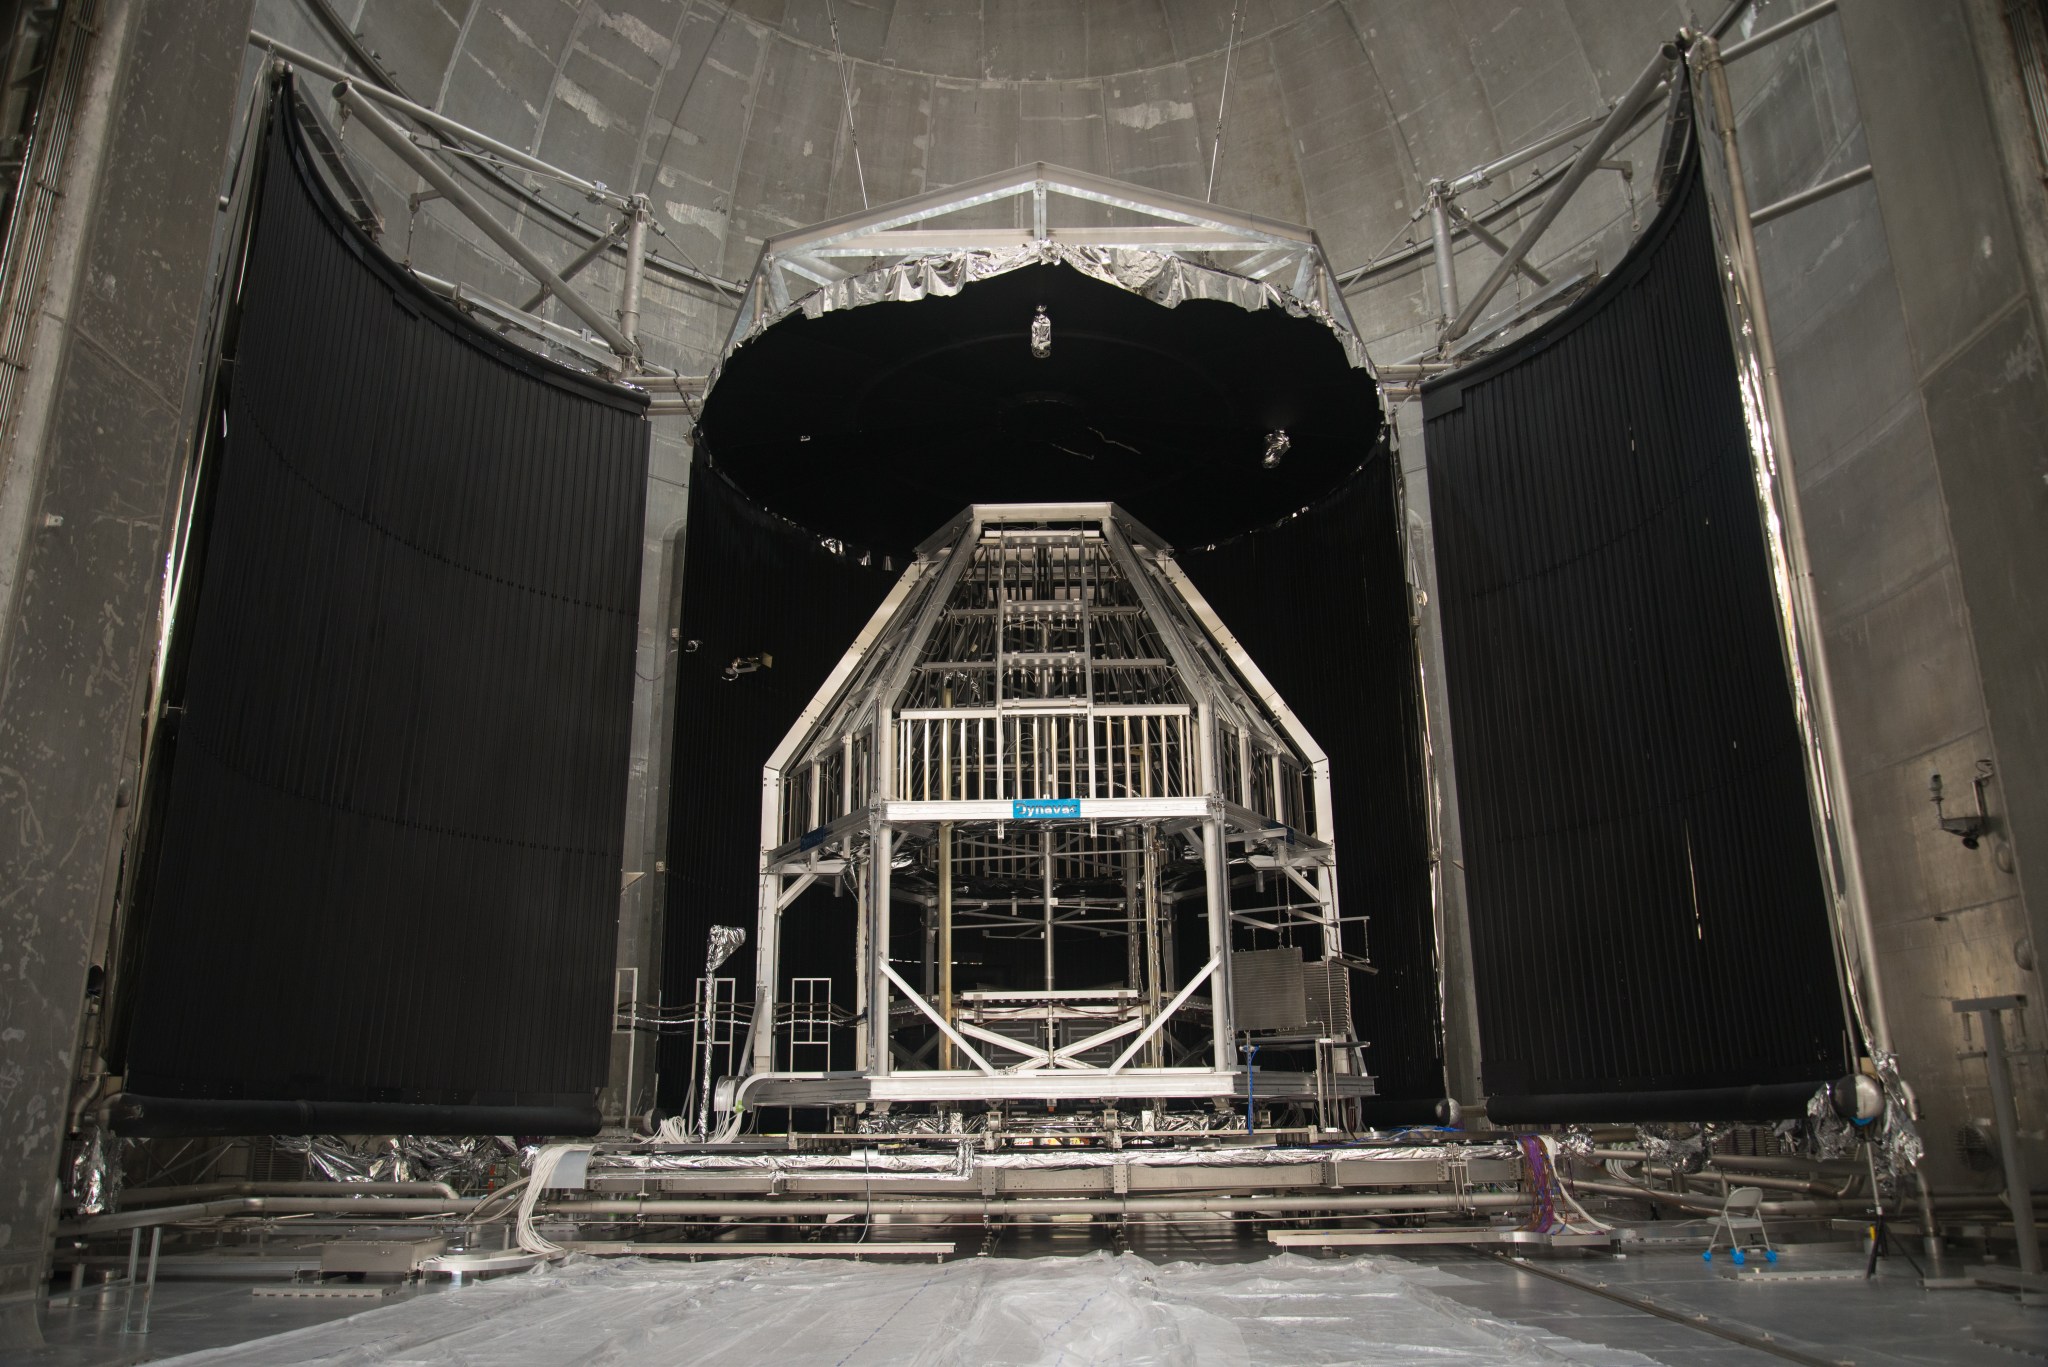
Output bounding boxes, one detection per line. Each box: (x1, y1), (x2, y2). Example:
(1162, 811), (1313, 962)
(541, 1192), (1528, 1219)
(333, 85), (638, 360)
(117, 1180), (461, 1205)
(1446, 42), (1676, 341)
(59, 1195), (485, 1237)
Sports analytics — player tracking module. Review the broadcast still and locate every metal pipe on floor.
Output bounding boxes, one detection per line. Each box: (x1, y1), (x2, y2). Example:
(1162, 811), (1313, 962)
(543, 1193), (1529, 1219)
(58, 1194), (484, 1236)
(116, 1180), (461, 1206)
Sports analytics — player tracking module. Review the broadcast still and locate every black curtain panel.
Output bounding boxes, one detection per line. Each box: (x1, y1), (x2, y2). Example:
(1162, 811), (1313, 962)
(1180, 450), (1443, 1106)
(1422, 153), (1845, 1123)
(658, 460), (898, 1109)
(111, 81), (649, 1136)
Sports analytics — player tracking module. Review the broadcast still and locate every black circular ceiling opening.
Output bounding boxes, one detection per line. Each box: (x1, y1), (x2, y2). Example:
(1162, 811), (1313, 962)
(697, 262), (1384, 553)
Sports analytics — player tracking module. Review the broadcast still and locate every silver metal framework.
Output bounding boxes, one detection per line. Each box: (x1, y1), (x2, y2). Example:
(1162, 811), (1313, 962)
(729, 504), (1371, 1128)
(720, 162), (1363, 362)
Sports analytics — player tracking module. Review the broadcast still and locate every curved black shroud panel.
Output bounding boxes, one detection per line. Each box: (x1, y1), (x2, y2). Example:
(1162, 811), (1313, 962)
(1422, 155), (1844, 1122)
(112, 83), (648, 1136)
(697, 259), (1383, 551)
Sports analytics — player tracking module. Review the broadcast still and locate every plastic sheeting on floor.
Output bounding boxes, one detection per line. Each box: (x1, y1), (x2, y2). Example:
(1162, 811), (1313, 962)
(157, 1250), (1661, 1366)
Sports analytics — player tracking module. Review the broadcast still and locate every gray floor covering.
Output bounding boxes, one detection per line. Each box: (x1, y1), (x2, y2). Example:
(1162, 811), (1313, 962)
(9, 1236), (2046, 1365)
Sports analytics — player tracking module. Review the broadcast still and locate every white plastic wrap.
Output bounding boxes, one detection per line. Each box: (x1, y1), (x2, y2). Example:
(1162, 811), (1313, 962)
(158, 1250), (1657, 1365)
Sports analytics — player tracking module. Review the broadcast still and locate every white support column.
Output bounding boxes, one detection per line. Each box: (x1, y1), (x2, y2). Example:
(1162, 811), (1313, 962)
(1203, 816), (1234, 1070)
(871, 822), (893, 1075)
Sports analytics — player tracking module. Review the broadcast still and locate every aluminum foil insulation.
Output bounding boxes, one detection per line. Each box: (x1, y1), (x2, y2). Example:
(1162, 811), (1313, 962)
(733, 242), (1373, 374)
(704, 925), (746, 975)
(67, 1130), (118, 1216)
(279, 1134), (523, 1192)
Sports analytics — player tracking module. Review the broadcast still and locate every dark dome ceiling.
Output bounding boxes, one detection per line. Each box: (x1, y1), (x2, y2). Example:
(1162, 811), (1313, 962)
(696, 262), (1383, 553)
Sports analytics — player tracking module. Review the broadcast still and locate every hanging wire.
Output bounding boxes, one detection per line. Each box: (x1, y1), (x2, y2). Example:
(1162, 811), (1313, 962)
(824, 0), (870, 209)
(1206, 4), (1247, 203)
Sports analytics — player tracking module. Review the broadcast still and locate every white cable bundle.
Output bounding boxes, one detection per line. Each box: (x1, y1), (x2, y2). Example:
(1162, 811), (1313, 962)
(1543, 1136), (1614, 1235)
(515, 1144), (591, 1257)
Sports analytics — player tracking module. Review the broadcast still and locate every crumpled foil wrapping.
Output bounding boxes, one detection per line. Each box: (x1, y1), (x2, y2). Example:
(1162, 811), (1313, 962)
(1804, 1084), (1859, 1160)
(704, 925), (746, 976)
(67, 1131), (119, 1215)
(1558, 1127), (1596, 1159)
(279, 1135), (525, 1192)
(1802, 1055), (1925, 1197)
(1638, 1124), (1710, 1174)
(736, 242), (1373, 375)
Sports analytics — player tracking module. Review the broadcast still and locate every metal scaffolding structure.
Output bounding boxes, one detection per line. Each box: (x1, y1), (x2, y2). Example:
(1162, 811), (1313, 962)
(729, 504), (1371, 1132)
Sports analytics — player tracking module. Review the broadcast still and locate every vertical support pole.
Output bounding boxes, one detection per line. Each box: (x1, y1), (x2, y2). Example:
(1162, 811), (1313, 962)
(938, 833), (954, 1069)
(871, 823), (893, 1075)
(1203, 817), (1234, 1070)
(853, 842), (870, 1071)
(1697, 38), (1891, 1056)
(1958, 998), (2041, 1278)
(1428, 181), (1459, 328)
(1143, 824), (1165, 1068)
(136, 1228), (161, 1335)
(940, 682), (955, 1069)
(120, 1227), (139, 1330)
(618, 195), (648, 346)
(1041, 829), (1056, 995)
(1124, 838), (1142, 993)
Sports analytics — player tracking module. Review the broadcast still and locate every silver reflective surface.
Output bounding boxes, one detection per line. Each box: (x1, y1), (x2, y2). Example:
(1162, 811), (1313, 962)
(732, 243), (1372, 375)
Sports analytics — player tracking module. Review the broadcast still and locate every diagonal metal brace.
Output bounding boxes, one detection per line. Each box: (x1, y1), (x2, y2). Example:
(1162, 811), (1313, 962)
(335, 83), (637, 361)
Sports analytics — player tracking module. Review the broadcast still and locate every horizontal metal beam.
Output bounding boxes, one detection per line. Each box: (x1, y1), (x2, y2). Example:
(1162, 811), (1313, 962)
(805, 225), (1275, 257)
(882, 798), (1212, 823)
(1721, 0), (1837, 63)
(1749, 162), (1872, 226)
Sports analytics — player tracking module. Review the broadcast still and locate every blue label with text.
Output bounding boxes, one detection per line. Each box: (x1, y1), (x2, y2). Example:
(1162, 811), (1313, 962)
(1012, 798), (1082, 819)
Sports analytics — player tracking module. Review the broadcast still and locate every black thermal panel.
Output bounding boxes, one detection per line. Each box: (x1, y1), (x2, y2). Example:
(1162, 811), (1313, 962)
(1179, 451), (1444, 1104)
(1422, 156), (1844, 1123)
(659, 462), (898, 1106)
(112, 85), (648, 1136)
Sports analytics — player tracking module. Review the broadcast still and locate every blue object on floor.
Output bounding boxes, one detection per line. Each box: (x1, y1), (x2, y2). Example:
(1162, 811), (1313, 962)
(1702, 1249), (1713, 1261)
(1733, 1249), (1746, 1265)
(1765, 1249), (1778, 1263)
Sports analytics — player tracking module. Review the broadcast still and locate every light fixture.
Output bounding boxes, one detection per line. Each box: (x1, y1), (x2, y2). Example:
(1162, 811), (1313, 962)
(1931, 760), (1993, 849)
(1262, 429), (1290, 468)
(1030, 304), (1052, 359)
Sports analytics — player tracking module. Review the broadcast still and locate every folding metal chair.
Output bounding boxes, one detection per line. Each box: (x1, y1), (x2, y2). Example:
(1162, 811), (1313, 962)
(1702, 1185), (1777, 1264)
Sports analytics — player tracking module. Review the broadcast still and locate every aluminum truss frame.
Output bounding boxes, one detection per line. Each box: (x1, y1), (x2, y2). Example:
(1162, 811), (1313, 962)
(720, 162), (1362, 358)
(731, 505), (1367, 1127)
